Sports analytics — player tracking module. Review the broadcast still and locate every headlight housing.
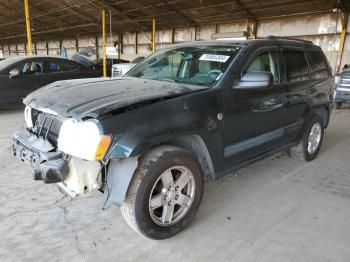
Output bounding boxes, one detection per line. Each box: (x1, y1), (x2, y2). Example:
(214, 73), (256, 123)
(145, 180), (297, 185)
(24, 106), (33, 128)
(57, 119), (112, 161)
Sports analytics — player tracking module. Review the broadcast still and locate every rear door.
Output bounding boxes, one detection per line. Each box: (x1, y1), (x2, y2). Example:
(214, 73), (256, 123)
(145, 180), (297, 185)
(43, 58), (82, 85)
(222, 46), (287, 167)
(0, 58), (44, 105)
(307, 48), (333, 95)
(283, 48), (314, 142)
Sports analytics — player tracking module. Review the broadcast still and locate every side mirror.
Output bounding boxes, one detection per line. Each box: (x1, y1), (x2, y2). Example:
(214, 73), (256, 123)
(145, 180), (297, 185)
(9, 68), (20, 79)
(235, 71), (273, 90)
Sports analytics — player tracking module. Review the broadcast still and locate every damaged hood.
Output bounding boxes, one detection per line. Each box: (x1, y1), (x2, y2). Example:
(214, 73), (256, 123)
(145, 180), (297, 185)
(24, 77), (208, 119)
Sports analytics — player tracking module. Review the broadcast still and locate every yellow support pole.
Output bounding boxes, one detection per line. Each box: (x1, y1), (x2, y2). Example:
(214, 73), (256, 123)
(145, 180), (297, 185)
(246, 19), (257, 40)
(252, 20), (257, 39)
(24, 0), (32, 55)
(102, 8), (107, 78)
(152, 17), (156, 52)
(337, 11), (348, 71)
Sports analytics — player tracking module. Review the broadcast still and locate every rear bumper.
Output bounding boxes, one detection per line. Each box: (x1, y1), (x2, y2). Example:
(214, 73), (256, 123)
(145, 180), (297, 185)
(11, 129), (68, 183)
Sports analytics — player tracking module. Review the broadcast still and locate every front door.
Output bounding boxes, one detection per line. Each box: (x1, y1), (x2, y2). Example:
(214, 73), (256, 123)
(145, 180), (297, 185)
(0, 59), (44, 105)
(222, 47), (287, 168)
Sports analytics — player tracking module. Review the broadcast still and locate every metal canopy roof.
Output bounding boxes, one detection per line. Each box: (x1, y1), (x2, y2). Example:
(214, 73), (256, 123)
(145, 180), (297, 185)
(0, 0), (348, 44)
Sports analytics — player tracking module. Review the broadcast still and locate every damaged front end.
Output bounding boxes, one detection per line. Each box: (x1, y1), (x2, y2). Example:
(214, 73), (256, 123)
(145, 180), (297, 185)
(10, 107), (105, 198)
(11, 106), (141, 205)
(11, 129), (68, 183)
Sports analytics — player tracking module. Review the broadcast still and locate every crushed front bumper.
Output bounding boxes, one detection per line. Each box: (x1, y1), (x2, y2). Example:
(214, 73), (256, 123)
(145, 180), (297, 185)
(11, 129), (69, 184)
(11, 129), (102, 198)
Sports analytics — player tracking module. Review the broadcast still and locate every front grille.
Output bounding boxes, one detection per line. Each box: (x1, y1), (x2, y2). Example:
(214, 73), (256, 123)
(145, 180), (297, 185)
(32, 110), (62, 147)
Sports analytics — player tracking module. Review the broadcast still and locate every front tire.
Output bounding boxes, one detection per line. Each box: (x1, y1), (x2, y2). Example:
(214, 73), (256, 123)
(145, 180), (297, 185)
(121, 145), (204, 239)
(289, 115), (324, 161)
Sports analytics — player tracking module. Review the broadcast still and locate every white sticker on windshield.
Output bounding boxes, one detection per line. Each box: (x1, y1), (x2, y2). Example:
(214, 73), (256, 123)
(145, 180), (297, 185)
(199, 54), (230, 63)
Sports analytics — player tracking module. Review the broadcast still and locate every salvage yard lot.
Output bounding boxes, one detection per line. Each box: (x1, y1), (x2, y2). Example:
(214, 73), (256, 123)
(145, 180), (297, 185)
(1, 107), (350, 262)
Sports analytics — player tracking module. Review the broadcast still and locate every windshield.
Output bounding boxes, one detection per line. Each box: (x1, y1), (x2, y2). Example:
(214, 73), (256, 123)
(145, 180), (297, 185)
(0, 57), (26, 73)
(127, 45), (241, 87)
(131, 56), (145, 64)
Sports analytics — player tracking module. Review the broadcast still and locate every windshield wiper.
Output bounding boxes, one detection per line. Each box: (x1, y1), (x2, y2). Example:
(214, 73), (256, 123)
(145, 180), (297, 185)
(157, 77), (177, 83)
(142, 76), (176, 82)
(173, 79), (208, 86)
(141, 76), (208, 86)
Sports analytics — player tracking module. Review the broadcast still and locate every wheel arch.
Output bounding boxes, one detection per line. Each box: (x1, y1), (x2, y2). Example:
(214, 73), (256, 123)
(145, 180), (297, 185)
(305, 91), (331, 128)
(304, 104), (330, 129)
(109, 132), (216, 179)
(312, 105), (330, 128)
(105, 134), (215, 207)
(164, 134), (215, 180)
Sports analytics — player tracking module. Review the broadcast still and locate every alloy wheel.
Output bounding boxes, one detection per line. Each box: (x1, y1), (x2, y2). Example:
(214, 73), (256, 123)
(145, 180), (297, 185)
(307, 122), (322, 154)
(148, 166), (196, 226)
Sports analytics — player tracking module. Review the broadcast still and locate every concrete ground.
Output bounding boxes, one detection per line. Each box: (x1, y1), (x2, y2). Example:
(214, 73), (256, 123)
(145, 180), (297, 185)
(1, 107), (350, 262)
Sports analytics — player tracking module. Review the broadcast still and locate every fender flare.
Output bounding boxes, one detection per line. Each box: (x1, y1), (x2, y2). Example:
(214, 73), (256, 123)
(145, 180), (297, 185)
(105, 133), (216, 206)
(105, 156), (139, 207)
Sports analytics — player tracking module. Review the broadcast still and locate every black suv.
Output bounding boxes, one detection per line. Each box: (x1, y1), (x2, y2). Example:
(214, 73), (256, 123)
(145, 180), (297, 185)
(11, 37), (333, 239)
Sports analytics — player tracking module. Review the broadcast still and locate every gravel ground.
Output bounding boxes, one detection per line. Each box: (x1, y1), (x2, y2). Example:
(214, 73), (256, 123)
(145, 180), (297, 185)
(1, 106), (350, 262)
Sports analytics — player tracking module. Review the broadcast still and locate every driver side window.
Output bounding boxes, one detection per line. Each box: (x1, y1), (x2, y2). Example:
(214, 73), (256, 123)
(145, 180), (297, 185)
(11, 60), (43, 76)
(247, 52), (280, 83)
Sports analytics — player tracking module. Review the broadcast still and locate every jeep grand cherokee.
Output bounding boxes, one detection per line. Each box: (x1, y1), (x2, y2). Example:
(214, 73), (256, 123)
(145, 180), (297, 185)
(11, 37), (333, 239)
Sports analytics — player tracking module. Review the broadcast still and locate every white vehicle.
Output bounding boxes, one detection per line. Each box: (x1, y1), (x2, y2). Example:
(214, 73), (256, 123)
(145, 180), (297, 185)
(112, 56), (144, 77)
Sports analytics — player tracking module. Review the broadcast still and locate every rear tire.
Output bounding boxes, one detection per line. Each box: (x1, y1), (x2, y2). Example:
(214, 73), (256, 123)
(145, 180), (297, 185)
(289, 115), (324, 162)
(121, 145), (204, 239)
(335, 102), (343, 109)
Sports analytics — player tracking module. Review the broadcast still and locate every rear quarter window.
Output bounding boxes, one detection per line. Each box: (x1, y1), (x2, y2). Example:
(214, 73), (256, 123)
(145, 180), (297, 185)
(48, 60), (80, 73)
(308, 50), (331, 79)
(283, 50), (310, 82)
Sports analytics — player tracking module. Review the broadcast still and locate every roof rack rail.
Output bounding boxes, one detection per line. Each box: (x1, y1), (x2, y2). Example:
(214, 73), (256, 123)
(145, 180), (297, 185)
(265, 35), (313, 44)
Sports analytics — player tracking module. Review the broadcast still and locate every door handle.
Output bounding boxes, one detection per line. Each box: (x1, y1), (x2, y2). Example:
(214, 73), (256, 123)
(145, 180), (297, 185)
(251, 102), (284, 112)
(251, 97), (285, 113)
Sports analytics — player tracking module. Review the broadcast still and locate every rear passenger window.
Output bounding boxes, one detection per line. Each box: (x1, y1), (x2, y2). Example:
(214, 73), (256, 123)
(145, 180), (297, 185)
(283, 51), (309, 82)
(48, 60), (79, 73)
(247, 52), (280, 83)
(308, 50), (330, 79)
